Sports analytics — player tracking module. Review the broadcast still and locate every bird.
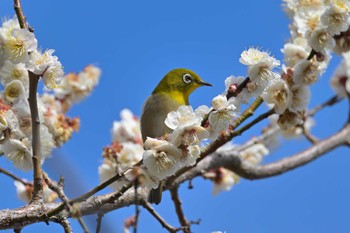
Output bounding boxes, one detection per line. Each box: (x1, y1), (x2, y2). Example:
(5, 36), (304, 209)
(141, 68), (212, 204)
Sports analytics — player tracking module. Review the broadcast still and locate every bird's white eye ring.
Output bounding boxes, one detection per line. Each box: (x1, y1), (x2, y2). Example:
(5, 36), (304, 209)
(182, 74), (192, 84)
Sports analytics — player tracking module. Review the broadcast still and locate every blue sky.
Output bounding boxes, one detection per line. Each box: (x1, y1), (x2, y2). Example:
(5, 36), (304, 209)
(0, 1), (349, 233)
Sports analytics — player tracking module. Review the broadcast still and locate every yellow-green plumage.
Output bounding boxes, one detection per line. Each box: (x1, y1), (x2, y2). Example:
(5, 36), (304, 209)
(141, 68), (211, 204)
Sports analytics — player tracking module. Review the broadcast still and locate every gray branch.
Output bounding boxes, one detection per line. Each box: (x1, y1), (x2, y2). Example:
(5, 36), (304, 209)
(1, 125), (349, 230)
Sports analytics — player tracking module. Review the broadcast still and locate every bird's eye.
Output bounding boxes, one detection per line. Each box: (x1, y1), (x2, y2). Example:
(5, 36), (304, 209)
(182, 74), (192, 84)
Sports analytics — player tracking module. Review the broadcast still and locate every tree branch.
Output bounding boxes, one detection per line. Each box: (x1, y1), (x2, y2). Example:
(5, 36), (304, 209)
(170, 188), (190, 233)
(43, 173), (90, 233)
(141, 202), (178, 233)
(307, 95), (341, 117)
(171, 125), (350, 186)
(0, 167), (32, 186)
(51, 217), (73, 233)
(14, 0), (44, 203)
(95, 213), (104, 233)
(28, 71), (43, 202)
(0, 122), (348, 231)
(226, 77), (250, 99)
(13, 0), (27, 29)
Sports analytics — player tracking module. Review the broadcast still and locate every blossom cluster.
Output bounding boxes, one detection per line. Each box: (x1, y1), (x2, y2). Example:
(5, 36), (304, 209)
(284, 0), (350, 54)
(100, 1), (350, 196)
(0, 17), (100, 202)
(99, 48), (283, 194)
(14, 180), (58, 203)
(99, 109), (144, 189)
(331, 51), (350, 97)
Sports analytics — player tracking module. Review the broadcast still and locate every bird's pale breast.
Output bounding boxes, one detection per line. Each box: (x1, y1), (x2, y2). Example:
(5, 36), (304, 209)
(141, 93), (183, 142)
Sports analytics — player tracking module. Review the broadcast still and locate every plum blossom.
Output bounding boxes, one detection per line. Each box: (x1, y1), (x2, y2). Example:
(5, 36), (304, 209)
(165, 105), (209, 147)
(142, 138), (182, 180)
(240, 48), (280, 86)
(262, 79), (292, 114)
(112, 109), (142, 143)
(208, 95), (238, 133)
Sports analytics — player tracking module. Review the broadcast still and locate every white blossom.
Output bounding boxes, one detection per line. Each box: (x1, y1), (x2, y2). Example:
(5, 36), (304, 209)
(289, 85), (311, 112)
(277, 109), (304, 130)
(14, 180), (57, 203)
(0, 17), (20, 38)
(42, 185), (58, 203)
(42, 60), (64, 89)
(321, 3), (350, 36)
(165, 105), (209, 146)
(112, 109), (142, 143)
(39, 125), (55, 160)
(240, 48), (280, 86)
(285, 117), (315, 138)
(293, 60), (322, 85)
(308, 27), (335, 52)
(294, 10), (323, 37)
(282, 37), (310, 67)
(331, 51), (350, 97)
(14, 181), (31, 203)
(0, 60), (29, 87)
(239, 143), (269, 165)
(117, 142), (143, 170)
(54, 65), (101, 111)
(165, 105), (201, 130)
(27, 49), (64, 89)
(98, 162), (121, 190)
(3, 109), (22, 138)
(185, 145), (201, 166)
(3, 80), (26, 103)
(125, 166), (159, 189)
(208, 95), (238, 133)
(262, 80), (291, 114)
(194, 105), (211, 118)
(2, 28), (37, 63)
(204, 167), (240, 195)
(3, 138), (32, 171)
(239, 48), (271, 66)
(143, 149), (179, 180)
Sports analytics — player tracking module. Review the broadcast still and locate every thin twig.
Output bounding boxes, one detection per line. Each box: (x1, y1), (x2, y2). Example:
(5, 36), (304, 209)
(308, 95), (340, 117)
(76, 217), (90, 233)
(101, 184), (133, 203)
(0, 167), (32, 186)
(95, 213), (104, 233)
(226, 77), (250, 99)
(170, 188), (190, 233)
(28, 70), (43, 203)
(43, 172), (90, 233)
(347, 93), (350, 124)
(134, 181), (140, 233)
(230, 108), (275, 138)
(307, 49), (316, 60)
(51, 217), (73, 233)
(202, 77), (251, 126)
(47, 172), (126, 217)
(302, 127), (319, 144)
(13, 0), (27, 29)
(142, 202), (178, 233)
(42, 173), (70, 208)
(14, 0), (44, 203)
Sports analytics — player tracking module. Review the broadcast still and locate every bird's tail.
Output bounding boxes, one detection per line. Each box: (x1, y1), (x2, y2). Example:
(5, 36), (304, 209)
(148, 182), (163, 204)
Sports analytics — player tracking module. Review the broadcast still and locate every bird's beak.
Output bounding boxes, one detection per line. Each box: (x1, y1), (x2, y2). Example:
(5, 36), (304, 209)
(197, 80), (213, 86)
